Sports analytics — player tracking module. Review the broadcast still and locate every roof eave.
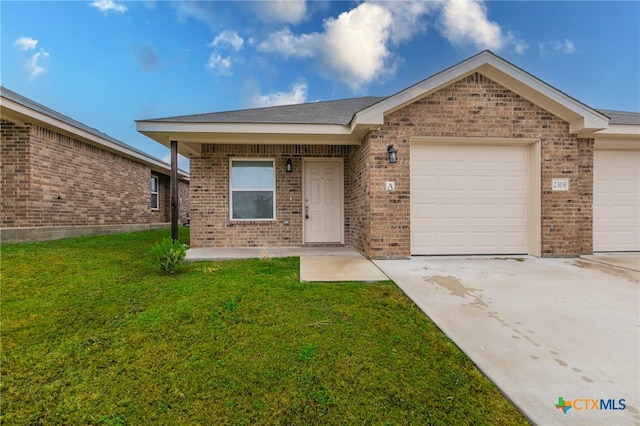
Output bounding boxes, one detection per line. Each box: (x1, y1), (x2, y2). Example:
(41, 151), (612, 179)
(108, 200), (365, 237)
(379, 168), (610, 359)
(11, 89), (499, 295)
(136, 121), (361, 157)
(2, 96), (188, 179)
(589, 123), (640, 140)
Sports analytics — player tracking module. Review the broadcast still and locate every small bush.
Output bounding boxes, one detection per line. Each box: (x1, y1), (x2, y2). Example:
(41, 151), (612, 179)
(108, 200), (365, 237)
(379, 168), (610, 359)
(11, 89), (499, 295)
(149, 238), (187, 274)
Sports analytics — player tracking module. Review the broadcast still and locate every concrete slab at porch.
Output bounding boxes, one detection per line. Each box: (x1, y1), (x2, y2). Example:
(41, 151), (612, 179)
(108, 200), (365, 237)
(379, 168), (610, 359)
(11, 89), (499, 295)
(185, 246), (389, 282)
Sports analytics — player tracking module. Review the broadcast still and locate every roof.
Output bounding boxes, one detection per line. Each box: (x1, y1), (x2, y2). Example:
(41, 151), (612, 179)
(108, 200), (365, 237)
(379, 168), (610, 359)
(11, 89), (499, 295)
(140, 96), (387, 126)
(136, 50), (638, 156)
(1, 86), (188, 178)
(597, 109), (640, 125)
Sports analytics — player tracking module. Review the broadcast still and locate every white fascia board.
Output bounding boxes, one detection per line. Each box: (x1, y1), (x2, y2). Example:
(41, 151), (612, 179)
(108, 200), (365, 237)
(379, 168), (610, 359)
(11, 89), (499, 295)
(591, 124), (640, 137)
(2, 97), (184, 177)
(136, 121), (352, 136)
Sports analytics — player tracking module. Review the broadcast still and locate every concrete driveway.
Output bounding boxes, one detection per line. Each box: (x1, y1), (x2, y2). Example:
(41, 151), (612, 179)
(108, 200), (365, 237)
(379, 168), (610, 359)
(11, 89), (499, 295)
(374, 255), (639, 426)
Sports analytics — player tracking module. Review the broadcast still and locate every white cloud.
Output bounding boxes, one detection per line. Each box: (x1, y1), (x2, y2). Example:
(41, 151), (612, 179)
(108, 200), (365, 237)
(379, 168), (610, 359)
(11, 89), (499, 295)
(26, 49), (49, 79)
(251, 81), (308, 107)
(15, 37), (38, 51)
(259, 3), (398, 90)
(508, 31), (529, 55)
(437, 0), (527, 53)
(211, 31), (244, 51)
(539, 39), (576, 57)
(259, 28), (318, 58)
(321, 3), (394, 90)
(206, 31), (245, 75)
(385, 1), (437, 44)
(206, 54), (233, 76)
(439, 0), (504, 50)
(256, 0), (307, 24)
(90, 0), (128, 14)
(256, 0), (530, 90)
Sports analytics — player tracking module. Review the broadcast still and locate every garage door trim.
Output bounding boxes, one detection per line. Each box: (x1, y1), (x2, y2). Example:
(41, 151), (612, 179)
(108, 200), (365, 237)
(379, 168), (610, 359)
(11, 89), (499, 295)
(410, 136), (541, 256)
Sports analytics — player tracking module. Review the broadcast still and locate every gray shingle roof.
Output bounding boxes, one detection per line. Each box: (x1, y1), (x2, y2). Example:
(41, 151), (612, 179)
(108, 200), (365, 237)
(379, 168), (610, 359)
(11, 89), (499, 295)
(597, 109), (640, 125)
(140, 94), (640, 129)
(139, 96), (387, 125)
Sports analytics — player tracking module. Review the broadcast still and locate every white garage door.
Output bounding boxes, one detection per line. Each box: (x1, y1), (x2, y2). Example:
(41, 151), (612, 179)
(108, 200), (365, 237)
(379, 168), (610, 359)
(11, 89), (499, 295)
(593, 150), (640, 252)
(411, 143), (529, 255)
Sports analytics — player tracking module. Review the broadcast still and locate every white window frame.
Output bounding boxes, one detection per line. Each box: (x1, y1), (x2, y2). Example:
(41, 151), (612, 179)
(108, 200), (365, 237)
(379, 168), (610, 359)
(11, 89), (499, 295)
(151, 175), (159, 210)
(229, 158), (276, 221)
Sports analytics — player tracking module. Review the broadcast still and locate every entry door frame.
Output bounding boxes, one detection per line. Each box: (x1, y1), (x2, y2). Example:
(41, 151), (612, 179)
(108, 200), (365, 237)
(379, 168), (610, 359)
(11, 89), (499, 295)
(302, 158), (344, 244)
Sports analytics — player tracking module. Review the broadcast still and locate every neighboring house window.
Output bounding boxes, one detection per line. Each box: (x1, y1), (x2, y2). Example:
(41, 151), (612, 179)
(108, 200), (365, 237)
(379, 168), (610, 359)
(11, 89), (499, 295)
(151, 176), (159, 210)
(230, 159), (275, 220)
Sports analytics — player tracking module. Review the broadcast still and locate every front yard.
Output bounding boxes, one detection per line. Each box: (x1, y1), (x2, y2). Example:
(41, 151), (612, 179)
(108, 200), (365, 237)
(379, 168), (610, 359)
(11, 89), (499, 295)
(1, 229), (527, 425)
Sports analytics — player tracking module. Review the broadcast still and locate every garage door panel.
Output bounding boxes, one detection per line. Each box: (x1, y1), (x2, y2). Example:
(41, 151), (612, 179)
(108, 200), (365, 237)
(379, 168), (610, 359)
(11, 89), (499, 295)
(441, 175), (468, 191)
(593, 150), (640, 252)
(412, 176), (437, 190)
(502, 203), (527, 219)
(411, 143), (529, 255)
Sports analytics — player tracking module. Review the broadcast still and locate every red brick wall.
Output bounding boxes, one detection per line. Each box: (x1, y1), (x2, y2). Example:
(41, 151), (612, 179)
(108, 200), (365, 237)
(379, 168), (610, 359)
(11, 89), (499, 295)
(360, 72), (593, 257)
(1, 120), (31, 227)
(1, 119), (188, 229)
(178, 178), (190, 224)
(189, 144), (350, 248)
(347, 141), (372, 255)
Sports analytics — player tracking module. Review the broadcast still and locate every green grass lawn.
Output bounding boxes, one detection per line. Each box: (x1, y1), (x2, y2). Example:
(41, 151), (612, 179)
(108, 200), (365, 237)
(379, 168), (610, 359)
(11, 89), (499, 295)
(1, 229), (527, 425)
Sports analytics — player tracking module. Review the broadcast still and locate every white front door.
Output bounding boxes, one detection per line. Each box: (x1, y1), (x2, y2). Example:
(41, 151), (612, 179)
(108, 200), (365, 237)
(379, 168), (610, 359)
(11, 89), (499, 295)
(304, 160), (343, 243)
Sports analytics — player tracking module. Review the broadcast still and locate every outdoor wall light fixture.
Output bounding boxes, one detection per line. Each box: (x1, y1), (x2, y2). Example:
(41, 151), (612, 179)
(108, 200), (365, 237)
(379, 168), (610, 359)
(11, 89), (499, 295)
(286, 158), (293, 172)
(387, 144), (398, 163)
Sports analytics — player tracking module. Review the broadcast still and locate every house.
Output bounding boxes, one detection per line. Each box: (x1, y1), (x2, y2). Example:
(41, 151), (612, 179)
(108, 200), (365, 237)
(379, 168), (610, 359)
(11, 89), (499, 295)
(136, 51), (639, 258)
(1, 87), (189, 243)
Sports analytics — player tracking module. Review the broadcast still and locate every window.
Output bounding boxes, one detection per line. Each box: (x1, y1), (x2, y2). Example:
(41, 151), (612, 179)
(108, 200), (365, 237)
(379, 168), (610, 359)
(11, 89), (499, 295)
(151, 176), (159, 210)
(230, 159), (275, 220)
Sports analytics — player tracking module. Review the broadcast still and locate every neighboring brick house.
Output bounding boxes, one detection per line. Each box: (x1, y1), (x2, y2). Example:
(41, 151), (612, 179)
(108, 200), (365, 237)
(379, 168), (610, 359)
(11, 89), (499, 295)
(1, 87), (189, 243)
(137, 51), (639, 258)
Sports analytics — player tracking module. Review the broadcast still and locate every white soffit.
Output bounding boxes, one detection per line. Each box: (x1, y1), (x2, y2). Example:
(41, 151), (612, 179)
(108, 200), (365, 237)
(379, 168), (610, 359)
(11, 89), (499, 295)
(353, 51), (609, 134)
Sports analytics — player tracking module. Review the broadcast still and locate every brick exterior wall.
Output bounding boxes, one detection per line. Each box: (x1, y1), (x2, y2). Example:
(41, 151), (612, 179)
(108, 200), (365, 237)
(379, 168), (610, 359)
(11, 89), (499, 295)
(1, 119), (189, 233)
(355, 72), (594, 257)
(1, 120), (31, 227)
(189, 144), (350, 248)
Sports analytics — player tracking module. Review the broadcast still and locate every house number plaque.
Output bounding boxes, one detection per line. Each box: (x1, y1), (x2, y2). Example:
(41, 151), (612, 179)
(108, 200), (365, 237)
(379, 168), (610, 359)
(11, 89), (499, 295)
(552, 178), (569, 191)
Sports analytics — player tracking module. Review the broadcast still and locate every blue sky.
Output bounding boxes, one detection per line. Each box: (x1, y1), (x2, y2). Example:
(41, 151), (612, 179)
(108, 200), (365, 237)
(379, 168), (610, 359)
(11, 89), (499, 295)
(2, 1), (639, 169)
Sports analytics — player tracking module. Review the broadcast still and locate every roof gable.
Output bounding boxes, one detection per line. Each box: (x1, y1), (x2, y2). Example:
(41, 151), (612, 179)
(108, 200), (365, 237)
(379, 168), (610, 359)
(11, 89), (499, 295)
(353, 50), (609, 135)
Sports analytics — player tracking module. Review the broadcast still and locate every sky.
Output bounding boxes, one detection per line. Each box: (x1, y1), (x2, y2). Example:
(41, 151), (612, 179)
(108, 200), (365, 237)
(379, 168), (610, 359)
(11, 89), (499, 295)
(2, 0), (639, 170)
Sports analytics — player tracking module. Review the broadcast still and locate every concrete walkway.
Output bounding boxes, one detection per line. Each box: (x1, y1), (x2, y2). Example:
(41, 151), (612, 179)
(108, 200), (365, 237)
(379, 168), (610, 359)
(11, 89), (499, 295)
(300, 255), (388, 282)
(186, 246), (389, 282)
(375, 255), (640, 426)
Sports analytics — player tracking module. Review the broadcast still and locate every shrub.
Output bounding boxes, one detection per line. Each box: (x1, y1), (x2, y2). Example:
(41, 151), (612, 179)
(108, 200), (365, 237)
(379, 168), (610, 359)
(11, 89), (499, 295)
(149, 238), (187, 274)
